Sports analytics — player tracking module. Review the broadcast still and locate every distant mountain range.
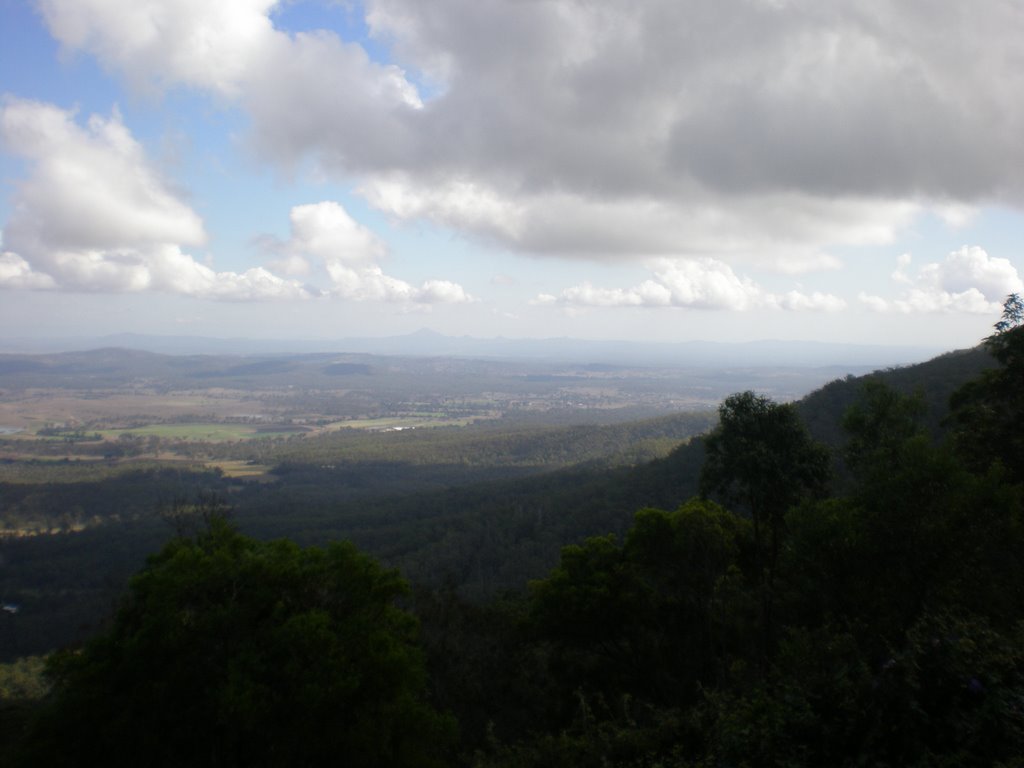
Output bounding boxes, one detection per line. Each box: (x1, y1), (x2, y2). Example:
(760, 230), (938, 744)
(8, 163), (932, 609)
(0, 329), (944, 369)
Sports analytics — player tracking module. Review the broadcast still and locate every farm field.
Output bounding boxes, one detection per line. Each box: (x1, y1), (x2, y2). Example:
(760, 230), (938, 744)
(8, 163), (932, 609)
(0, 347), (881, 507)
(97, 423), (303, 441)
(0, 390), (265, 432)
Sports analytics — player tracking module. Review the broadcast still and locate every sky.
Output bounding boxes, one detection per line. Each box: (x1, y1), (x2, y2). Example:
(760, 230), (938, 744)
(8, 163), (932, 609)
(1, 0), (1022, 350)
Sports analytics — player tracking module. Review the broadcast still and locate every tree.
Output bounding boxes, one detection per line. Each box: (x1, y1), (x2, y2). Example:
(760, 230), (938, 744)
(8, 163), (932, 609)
(795, 378), (1024, 643)
(699, 392), (830, 660)
(19, 517), (455, 767)
(509, 500), (751, 767)
(528, 533), (649, 707)
(949, 294), (1024, 482)
(841, 377), (926, 481)
(623, 500), (751, 693)
(992, 291), (1023, 334)
(528, 500), (751, 713)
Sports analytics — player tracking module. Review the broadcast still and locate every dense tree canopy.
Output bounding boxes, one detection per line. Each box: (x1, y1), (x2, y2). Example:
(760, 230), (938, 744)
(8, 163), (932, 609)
(475, 356), (1024, 766)
(529, 499), (751, 713)
(701, 392), (829, 510)
(17, 517), (455, 768)
(699, 391), (830, 568)
(699, 391), (830, 660)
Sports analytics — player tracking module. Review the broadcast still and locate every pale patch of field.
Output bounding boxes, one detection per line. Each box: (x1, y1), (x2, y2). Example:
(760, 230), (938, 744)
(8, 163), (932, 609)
(0, 521), (91, 538)
(100, 423), (264, 441)
(322, 414), (477, 431)
(208, 460), (274, 479)
(0, 389), (282, 431)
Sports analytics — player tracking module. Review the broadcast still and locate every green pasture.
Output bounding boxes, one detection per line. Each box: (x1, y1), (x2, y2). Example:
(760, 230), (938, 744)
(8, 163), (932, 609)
(100, 423), (303, 442)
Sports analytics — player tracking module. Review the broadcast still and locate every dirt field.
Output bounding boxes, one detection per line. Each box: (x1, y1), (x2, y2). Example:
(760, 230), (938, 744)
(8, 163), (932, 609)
(0, 389), (286, 431)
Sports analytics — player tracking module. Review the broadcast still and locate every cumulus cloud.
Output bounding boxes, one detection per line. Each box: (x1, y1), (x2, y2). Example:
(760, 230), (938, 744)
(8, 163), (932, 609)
(0, 100), (471, 304)
(39, 0), (424, 169)
(537, 258), (845, 312)
(774, 290), (848, 312)
(0, 252), (57, 290)
(288, 202), (387, 265)
(277, 201), (473, 304)
(2, 99), (206, 251)
(0, 99), (310, 300)
(860, 246), (1024, 313)
(360, 174), (912, 269)
(328, 265), (472, 304)
(38, 0), (277, 97)
(36, 0), (1024, 268)
(242, 30), (423, 172)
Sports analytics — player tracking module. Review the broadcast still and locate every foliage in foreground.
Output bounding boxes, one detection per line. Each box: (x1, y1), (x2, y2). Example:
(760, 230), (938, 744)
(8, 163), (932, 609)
(463, 303), (1024, 767)
(8, 299), (1024, 767)
(15, 516), (455, 768)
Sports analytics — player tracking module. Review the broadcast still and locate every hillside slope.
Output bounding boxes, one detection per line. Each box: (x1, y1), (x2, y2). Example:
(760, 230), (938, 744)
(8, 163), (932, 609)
(234, 341), (997, 598)
(0, 341), (998, 659)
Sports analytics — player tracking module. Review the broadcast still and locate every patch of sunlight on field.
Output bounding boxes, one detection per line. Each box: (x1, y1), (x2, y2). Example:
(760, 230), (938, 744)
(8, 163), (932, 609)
(100, 424), (256, 441)
(99, 423), (307, 442)
(209, 460), (273, 479)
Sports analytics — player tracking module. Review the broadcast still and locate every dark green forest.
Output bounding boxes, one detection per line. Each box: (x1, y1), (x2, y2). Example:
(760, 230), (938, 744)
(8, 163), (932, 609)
(2, 299), (1024, 766)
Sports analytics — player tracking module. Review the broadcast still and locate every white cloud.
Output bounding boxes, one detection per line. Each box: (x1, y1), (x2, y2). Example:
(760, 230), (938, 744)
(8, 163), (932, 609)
(651, 259), (763, 310)
(241, 29), (423, 172)
(327, 265), (472, 304)
(38, 0), (278, 96)
(0, 99), (470, 305)
(919, 246), (1022, 300)
(288, 202), (387, 265)
(538, 258), (845, 312)
(860, 246), (1024, 314)
(1, 100), (205, 251)
(267, 253), (312, 278)
(142, 245), (313, 301)
(361, 175), (914, 270)
(772, 290), (847, 312)
(279, 201), (472, 304)
(0, 252), (57, 290)
(37, 0), (1024, 269)
(0, 99), (310, 300)
(417, 279), (473, 304)
(39, 0), (424, 168)
(359, 175), (524, 244)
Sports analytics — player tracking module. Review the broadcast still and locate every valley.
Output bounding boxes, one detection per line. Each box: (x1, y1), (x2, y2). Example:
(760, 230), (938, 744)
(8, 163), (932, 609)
(0, 343), (909, 659)
(0, 346), (861, 480)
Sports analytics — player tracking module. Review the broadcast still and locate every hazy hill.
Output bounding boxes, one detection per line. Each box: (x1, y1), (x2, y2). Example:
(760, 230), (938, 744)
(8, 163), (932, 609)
(0, 331), (939, 368)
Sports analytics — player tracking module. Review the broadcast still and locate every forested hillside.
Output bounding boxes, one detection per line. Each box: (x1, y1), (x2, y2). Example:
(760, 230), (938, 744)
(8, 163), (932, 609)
(796, 344), (996, 445)
(2, 300), (1022, 765)
(0, 331), (1000, 659)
